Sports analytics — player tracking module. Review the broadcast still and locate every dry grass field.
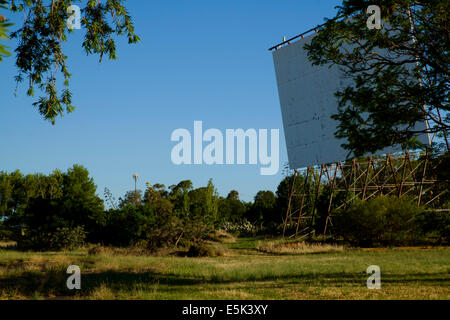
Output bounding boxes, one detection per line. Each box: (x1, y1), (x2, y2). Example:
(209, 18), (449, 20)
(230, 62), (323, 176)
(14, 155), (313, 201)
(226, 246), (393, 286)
(0, 238), (449, 300)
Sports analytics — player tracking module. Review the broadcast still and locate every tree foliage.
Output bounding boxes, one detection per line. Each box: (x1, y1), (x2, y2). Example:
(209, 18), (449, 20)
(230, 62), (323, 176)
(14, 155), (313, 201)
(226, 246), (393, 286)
(1, 163), (447, 249)
(1, 0), (139, 124)
(305, 0), (449, 156)
(335, 196), (425, 246)
(0, 165), (104, 249)
(0, 0), (13, 61)
(249, 190), (277, 223)
(217, 190), (247, 223)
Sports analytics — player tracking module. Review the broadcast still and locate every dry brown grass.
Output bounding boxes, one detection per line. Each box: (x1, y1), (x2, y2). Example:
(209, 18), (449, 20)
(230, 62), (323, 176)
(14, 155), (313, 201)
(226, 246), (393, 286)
(85, 244), (177, 257)
(187, 242), (228, 257)
(0, 241), (16, 249)
(89, 283), (117, 300)
(207, 230), (237, 244)
(0, 239), (448, 300)
(256, 240), (345, 255)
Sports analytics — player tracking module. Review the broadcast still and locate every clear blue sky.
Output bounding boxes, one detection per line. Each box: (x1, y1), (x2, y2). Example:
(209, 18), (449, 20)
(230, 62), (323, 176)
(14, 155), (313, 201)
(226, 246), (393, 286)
(0, 0), (341, 202)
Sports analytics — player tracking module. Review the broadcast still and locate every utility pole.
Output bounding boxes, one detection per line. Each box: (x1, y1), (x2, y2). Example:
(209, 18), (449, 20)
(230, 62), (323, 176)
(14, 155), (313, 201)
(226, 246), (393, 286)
(133, 173), (139, 206)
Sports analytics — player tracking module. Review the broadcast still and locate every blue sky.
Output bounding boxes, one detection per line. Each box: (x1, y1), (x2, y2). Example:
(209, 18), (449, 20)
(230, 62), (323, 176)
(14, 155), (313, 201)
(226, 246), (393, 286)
(0, 0), (341, 202)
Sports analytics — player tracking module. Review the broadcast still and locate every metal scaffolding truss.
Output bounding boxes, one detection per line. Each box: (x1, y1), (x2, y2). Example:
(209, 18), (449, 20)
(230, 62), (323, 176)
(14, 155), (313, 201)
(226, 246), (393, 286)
(282, 150), (449, 238)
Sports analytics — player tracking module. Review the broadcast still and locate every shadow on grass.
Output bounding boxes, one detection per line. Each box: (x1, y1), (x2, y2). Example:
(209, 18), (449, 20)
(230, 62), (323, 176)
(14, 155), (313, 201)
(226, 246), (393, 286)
(0, 244), (19, 251)
(1, 267), (449, 299)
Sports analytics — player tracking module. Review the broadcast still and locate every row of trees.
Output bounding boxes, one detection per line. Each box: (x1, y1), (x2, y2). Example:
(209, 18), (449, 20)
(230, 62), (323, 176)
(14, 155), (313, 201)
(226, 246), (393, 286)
(1, 153), (448, 250)
(0, 165), (291, 250)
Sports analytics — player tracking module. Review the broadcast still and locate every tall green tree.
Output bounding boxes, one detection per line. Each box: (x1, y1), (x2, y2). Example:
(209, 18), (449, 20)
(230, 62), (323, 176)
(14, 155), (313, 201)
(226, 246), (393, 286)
(217, 190), (247, 223)
(0, 171), (14, 217)
(144, 182), (169, 204)
(169, 180), (193, 217)
(12, 165), (104, 239)
(249, 190), (277, 223)
(276, 174), (309, 220)
(305, 0), (449, 156)
(1, 0), (139, 124)
(119, 190), (143, 207)
(186, 180), (219, 240)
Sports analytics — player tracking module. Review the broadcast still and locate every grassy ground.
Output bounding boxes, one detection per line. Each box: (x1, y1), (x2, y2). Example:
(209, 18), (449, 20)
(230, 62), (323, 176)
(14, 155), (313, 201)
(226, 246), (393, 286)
(0, 238), (449, 300)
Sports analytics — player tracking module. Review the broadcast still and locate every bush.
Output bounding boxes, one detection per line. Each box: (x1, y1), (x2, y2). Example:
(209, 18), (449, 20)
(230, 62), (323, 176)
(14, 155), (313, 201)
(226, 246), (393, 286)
(206, 230), (237, 243)
(88, 245), (104, 255)
(50, 226), (86, 250)
(335, 196), (425, 247)
(417, 208), (450, 244)
(187, 243), (226, 257)
(16, 226), (86, 251)
(0, 227), (14, 241)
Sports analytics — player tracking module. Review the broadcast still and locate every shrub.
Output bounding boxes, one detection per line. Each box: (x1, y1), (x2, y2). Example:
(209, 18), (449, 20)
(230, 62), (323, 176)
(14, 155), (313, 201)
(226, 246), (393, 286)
(49, 226), (86, 250)
(335, 196), (425, 247)
(144, 215), (184, 251)
(88, 245), (104, 256)
(100, 206), (150, 247)
(417, 208), (450, 244)
(16, 226), (86, 251)
(187, 243), (226, 257)
(206, 230), (237, 243)
(0, 228), (14, 241)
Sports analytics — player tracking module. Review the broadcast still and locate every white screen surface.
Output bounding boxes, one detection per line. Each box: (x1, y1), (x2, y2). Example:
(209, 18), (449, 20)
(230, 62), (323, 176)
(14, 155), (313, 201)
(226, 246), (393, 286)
(272, 34), (429, 169)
